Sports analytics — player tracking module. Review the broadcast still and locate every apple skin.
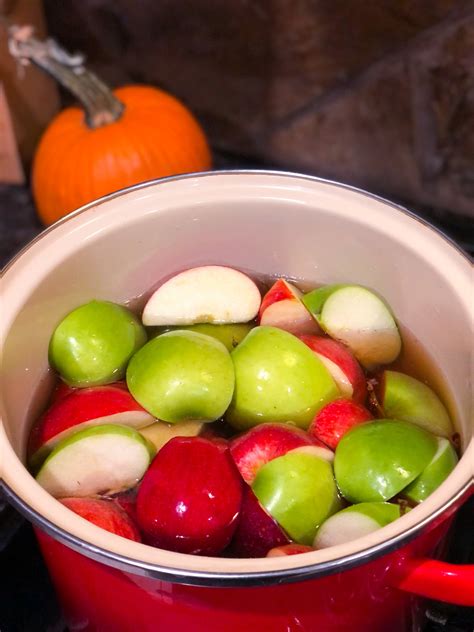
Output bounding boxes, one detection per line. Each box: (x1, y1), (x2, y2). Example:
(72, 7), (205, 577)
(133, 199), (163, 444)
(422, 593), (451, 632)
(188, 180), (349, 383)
(299, 335), (367, 403)
(379, 370), (454, 438)
(267, 544), (314, 557)
(334, 419), (438, 503)
(136, 436), (243, 555)
(309, 398), (373, 451)
(226, 326), (339, 431)
(230, 423), (318, 484)
(28, 385), (154, 468)
(61, 497), (141, 542)
(227, 486), (290, 558)
(126, 330), (235, 423)
(113, 487), (139, 524)
(252, 451), (341, 545)
(150, 323), (254, 352)
(403, 437), (458, 503)
(259, 280), (320, 336)
(49, 300), (147, 387)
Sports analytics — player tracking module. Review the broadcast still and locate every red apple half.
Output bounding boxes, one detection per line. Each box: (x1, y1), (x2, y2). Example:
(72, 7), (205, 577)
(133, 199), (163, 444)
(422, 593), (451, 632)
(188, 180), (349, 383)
(61, 497), (141, 542)
(230, 423), (319, 484)
(259, 279), (320, 336)
(309, 398), (373, 450)
(299, 335), (367, 403)
(29, 385), (154, 469)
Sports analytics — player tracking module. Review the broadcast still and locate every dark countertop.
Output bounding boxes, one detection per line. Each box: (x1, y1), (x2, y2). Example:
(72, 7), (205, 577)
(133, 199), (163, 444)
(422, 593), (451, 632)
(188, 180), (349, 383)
(0, 181), (473, 632)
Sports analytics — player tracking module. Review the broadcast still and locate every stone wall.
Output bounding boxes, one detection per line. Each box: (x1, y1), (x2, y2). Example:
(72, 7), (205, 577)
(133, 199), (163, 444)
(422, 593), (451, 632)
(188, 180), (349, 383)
(43, 0), (474, 218)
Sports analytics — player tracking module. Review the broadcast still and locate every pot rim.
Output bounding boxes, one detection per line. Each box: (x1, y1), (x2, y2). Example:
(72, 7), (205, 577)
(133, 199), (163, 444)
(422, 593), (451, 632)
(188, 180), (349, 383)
(1, 170), (472, 587)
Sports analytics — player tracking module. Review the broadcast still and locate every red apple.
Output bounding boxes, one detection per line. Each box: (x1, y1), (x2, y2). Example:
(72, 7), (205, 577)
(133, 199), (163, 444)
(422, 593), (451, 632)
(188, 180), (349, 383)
(50, 381), (76, 404)
(113, 487), (139, 524)
(267, 543), (314, 557)
(60, 497), (141, 542)
(230, 423), (319, 484)
(136, 437), (243, 555)
(259, 279), (320, 336)
(228, 486), (290, 558)
(299, 335), (367, 403)
(29, 385), (154, 467)
(309, 398), (373, 450)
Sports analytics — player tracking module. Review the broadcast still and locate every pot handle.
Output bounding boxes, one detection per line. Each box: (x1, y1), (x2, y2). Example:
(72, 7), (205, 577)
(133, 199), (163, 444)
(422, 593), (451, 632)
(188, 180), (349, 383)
(394, 558), (474, 606)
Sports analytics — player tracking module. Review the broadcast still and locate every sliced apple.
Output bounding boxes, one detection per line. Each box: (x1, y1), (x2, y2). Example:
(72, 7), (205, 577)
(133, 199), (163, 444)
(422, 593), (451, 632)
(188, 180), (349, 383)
(288, 444), (334, 463)
(252, 451), (341, 545)
(379, 370), (454, 438)
(314, 502), (401, 549)
(61, 497), (142, 542)
(403, 437), (458, 503)
(302, 285), (401, 369)
(139, 420), (204, 452)
(299, 335), (367, 403)
(28, 386), (154, 470)
(36, 424), (155, 498)
(334, 419), (437, 503)
(230, 422), (316, 484)
(259, 279), (320, 336)
(142, 266), (261, 326)
(308, 398), (373, 451)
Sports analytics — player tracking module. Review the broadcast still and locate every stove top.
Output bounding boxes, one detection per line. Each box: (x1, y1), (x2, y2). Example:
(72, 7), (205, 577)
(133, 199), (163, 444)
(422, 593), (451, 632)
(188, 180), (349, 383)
(0, 179), (472, 632)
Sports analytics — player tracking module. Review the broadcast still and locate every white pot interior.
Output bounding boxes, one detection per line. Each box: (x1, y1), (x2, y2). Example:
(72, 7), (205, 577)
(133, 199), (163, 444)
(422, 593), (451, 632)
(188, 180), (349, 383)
(1, 172), (472, 579)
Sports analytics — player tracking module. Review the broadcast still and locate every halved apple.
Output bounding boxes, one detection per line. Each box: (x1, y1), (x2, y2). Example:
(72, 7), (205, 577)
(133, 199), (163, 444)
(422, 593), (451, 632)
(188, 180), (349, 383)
(334, 419), (437, 503)
(314, 502), (401, 548)
(379, 370), (454, 438)
(403, 437), (458, 503)
(139, 420), (204, 452)
(36, 424), (155, 498)
(142, 266), (261, 326)
(302, 285), (401, 369)
(259, 279), (320, 336)
(29, 385), (154, 470)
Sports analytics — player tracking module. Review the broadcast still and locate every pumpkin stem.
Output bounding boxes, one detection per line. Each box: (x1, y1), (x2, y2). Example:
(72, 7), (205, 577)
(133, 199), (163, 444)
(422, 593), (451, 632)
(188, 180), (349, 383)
(8, 25), (124, 128)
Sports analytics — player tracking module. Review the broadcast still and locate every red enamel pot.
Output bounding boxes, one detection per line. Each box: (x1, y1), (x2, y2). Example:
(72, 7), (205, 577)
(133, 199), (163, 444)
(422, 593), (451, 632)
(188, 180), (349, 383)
(1, 172), (472, 632)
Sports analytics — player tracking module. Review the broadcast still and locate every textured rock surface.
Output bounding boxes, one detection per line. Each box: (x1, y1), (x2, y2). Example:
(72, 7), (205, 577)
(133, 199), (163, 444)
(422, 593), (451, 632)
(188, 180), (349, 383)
(42, 1), (473, 218)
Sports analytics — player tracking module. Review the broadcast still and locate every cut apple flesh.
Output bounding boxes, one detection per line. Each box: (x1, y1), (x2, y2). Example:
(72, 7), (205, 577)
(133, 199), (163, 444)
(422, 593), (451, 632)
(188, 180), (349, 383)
(314, 354), (353, 398)
(314, 502), (401, 548)
(142, 266), (261, 326)
(139, 420), (204, 452)
(303, 285), (401, 369)
(36, 424), (155, 498)
(288, 445), (334, 462)
(260, 299), (321, 336)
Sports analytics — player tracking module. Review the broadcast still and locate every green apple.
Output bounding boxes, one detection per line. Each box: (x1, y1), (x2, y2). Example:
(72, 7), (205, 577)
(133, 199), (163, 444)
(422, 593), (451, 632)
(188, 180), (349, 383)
(36, 424), (155, 498)
(226, 326), (339, 430)
(252, 451), (341, 545)
(150, 323), (254, 351)
(126, 330), (234, 422)
(302, 284), (401, 369)
(334, 419), (437, 503)
(314, 502), (402, 548)
(403, 437), (458, 503)
(380, 370), (454, 438)
(49, 300), (147, 387)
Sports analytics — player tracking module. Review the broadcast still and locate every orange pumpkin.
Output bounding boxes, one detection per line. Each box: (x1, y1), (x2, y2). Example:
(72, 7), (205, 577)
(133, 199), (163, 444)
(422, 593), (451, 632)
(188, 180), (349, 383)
(33, 85), (212, 224)
(9, 29), (211, 225)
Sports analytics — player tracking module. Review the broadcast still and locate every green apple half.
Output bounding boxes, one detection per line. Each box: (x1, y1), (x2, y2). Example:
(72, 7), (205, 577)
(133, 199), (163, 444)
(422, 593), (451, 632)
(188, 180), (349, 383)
(334, 419), (437, 503)
(314, 501), (402, 548)
(127, 330), (235, 423)
(380, 370), (454, 438)
(36, 424), (155, 498)
(302, 285), (401, 369)
(403, 437), (458, 503)
(49, 300), (147, 387)
(252, 451), (341, 545)
(226, 326), (339, 430)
